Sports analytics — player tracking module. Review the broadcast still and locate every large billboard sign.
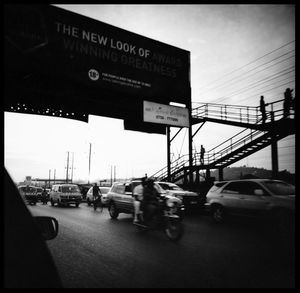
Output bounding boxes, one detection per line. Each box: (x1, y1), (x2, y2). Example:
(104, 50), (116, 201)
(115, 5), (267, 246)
(5, 5), (190, 106)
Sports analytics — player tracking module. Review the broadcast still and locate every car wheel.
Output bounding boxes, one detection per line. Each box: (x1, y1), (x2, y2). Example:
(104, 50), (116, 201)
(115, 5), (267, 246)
(212, 205), (225, 223)
(109, 203), (119, 219)
(75, 203), (79, 208)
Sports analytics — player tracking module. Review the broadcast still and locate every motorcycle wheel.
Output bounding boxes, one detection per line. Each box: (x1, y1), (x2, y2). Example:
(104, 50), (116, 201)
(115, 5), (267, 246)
(165, 217), (184, 241)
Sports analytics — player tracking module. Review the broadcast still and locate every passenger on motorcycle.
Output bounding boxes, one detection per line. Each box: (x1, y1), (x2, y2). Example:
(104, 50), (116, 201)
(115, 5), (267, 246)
(140, 178), (160, 223)
(132, 177), (147, 223)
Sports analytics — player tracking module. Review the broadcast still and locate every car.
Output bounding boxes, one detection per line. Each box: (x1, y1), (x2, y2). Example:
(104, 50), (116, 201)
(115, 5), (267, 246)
(106, 179), (168, 219)
(5, 168), (62, 288)
(156, 181), (203, 208)
(18, 185), (38, 205)
(205, 179), (295, 229)
(77, 183), (93, 200)
(49, 184), (82, 207)
(86, 186), (111, 206)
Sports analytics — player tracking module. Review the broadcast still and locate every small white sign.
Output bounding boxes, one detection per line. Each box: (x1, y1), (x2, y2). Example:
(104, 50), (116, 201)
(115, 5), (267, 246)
(143, 101), (189, 127)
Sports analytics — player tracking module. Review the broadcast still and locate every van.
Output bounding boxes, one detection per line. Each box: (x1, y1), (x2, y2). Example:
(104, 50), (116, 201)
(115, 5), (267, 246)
(49, 184), (82, 207)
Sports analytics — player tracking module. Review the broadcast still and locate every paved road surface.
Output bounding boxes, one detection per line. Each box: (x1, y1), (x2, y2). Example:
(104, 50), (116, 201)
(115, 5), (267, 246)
(29, 203), (295, 288)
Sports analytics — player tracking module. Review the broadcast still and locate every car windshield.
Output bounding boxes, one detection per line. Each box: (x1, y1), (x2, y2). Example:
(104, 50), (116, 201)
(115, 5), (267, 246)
(264, 181), (295, 196)
(159, 183), (183, 191)
(19, 186), (36, 193)
(61, 186), (80, 193)
(154, 183), (166, 194)
(100, 187), (110, 194)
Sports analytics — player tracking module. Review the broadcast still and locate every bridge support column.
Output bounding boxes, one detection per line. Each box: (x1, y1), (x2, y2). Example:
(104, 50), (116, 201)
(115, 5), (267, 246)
(271, 133), (279, 179)
(270, 112), (278, 179)
(188, 93), (194, 185)
(183, 168), (188, 187)
(206, 169), (211, 182)
(218, 168), (223, 181)
(167, 126), (171, 182)
(195, 169), (200, 184)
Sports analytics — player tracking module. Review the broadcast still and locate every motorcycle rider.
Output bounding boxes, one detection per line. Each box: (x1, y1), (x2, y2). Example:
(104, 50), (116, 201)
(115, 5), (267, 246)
(41, 188), (48, 204)
(92, 183), (102, 210)
(140, 178), (160, 223)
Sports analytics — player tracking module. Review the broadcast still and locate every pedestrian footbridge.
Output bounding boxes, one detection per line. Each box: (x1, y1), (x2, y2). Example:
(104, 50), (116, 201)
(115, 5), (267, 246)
(151, 99), (295, 185)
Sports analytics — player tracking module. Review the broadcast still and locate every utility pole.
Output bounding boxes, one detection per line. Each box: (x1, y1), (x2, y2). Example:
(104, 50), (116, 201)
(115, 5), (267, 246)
(88, 143), (92, 184)
(48, 169), (51, 188)
(114, 165), (116, 182)
(71, 152), (74, 183)
(66, 151), (70, 183)
(54, 169), (56, 185)
(110, 165), (113, 186)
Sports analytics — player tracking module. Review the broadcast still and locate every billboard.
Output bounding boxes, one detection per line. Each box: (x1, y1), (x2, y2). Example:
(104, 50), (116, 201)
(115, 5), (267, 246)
(5, 5), (191, 107)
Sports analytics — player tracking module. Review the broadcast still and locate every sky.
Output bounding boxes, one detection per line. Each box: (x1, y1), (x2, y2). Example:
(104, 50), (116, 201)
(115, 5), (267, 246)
(4, 4), (295, 184)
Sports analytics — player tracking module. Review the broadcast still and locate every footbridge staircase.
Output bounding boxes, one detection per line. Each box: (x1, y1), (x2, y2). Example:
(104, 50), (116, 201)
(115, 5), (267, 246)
(151, 99), (295, 185)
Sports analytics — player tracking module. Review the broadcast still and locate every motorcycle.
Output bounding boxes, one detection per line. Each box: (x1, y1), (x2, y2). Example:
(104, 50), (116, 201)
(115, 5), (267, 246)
(134, 195), (185, 241)
(41, 196), (48, 205)
(93, 195), (103, 212)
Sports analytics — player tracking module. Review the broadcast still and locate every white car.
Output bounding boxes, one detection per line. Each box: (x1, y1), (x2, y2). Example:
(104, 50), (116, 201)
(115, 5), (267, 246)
(205, 179), (295, 228)
(156, 181), (201, 208)
(86, 186), (111, 206)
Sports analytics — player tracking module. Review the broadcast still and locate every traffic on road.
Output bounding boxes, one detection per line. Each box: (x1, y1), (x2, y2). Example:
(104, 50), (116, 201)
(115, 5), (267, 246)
(26, 192), (294, 288)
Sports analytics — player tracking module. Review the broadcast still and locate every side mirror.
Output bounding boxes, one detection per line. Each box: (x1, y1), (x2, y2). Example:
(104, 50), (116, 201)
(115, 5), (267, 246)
(34, 216), (59, 240)
(254, 189), (264, 196)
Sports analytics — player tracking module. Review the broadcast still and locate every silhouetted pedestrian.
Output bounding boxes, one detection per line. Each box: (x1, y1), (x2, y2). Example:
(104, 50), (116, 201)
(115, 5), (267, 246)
(283, 88), (293, 118)
(260, 96), (268, 123)
(200, 145), (205, 165)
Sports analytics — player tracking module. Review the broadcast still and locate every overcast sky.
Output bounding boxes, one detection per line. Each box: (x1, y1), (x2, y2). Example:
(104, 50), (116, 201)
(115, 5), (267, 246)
(4, 4), (295, 183)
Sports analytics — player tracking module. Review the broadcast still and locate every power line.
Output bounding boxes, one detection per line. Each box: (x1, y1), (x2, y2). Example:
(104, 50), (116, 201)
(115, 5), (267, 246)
(236, 79), (295, 104)
(225, 75), (295, 101)
(215, 67), (295, 100)
(197, 40), (295, 92)
(199, 51), (295, 97)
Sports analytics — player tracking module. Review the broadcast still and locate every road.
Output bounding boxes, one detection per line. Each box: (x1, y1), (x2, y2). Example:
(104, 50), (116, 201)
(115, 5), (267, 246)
(28, 202), (295, 288)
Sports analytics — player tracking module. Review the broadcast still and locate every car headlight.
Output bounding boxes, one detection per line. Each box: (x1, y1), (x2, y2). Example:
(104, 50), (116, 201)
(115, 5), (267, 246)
(175, 194), (183, 200)
(166, 197), (182, 207)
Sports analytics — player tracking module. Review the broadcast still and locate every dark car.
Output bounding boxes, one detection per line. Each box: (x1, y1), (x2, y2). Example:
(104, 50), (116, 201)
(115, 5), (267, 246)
(77, 184), (93, 200)
(18, 185), (38, 205)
